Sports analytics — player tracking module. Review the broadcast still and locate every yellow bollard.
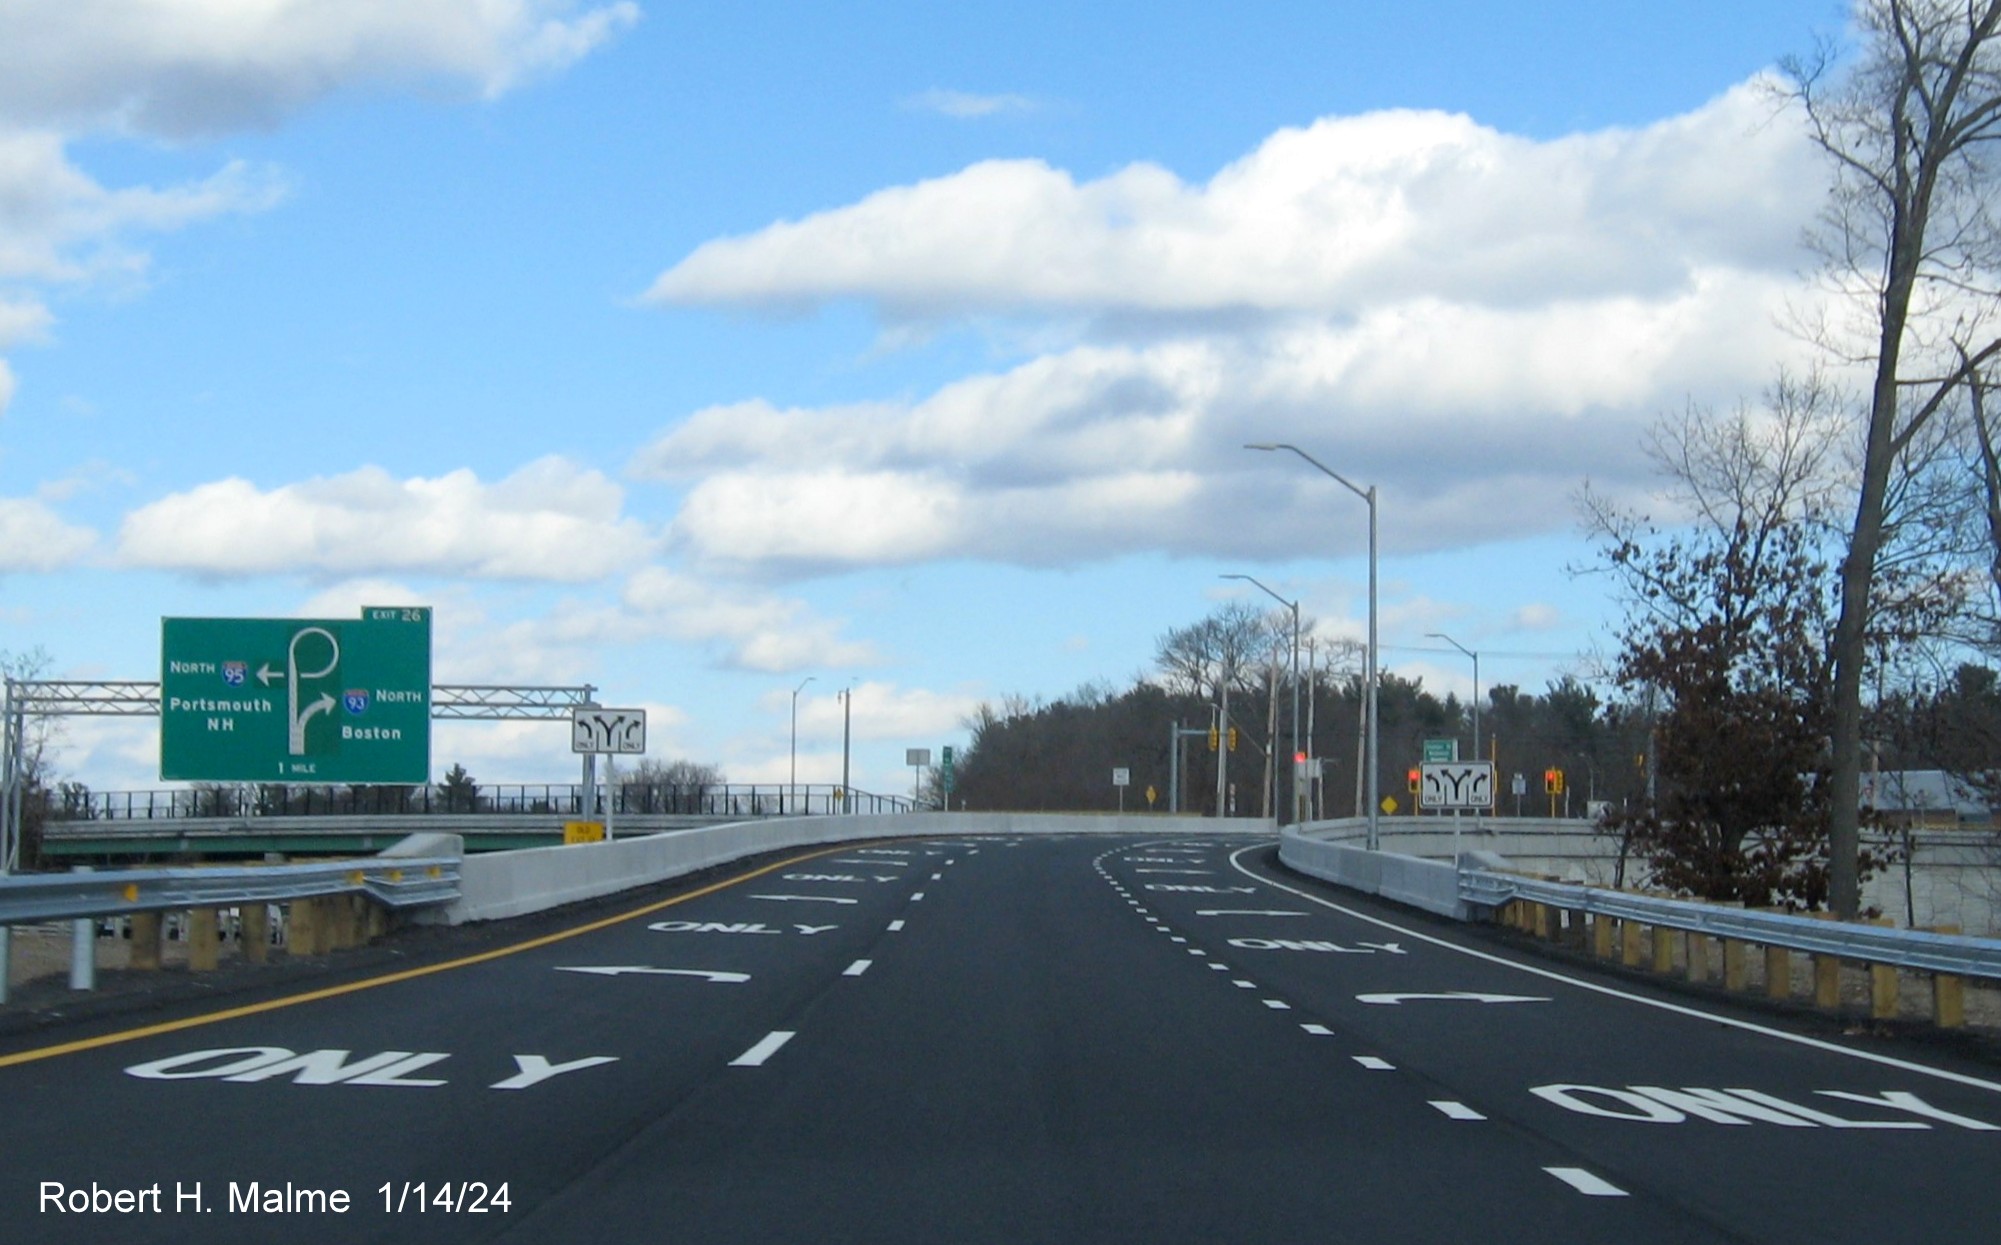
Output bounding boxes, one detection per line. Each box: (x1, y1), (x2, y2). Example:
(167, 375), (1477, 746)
(1765, 945), (1791, 1000)
(129, 911), (163, 971)
(240, 905), (270, 965)
(1685, 932), (1708, 984)
(1651, 926), (1674, 974)
(1871, 963), (1900, 1019)
(1813, 955), (1842, 1011)
(1593, 915), (1616, 960)
(1929, 926), (1964, 1029)
(1723, 939), (1748, 991)
(188, 909), (220, 973)
(288, 898), (318, 957)
(1622, 920), (1645, 968)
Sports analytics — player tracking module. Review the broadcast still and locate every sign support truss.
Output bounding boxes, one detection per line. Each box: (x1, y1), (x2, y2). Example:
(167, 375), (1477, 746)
(1, 678), (602, 877)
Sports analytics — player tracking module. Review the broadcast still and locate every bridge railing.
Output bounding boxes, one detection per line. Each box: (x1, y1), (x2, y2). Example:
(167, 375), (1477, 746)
(36, 783), (919, 823)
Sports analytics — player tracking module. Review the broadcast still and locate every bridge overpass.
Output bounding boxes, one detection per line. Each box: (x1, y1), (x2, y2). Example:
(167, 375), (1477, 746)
(2, 814), (1997, 1243)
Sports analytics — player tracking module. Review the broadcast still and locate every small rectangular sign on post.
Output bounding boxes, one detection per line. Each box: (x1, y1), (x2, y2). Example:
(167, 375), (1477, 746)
(1112, 767), (1131, 787)
(1420, 761), (1495, 810)
(906, 748), (932, 767)
(572, 707), (647, 755)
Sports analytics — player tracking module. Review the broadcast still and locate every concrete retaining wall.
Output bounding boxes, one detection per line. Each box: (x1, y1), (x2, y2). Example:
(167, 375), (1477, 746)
(1288, 816), (2001, 935)
(436, 813), (1270, 924)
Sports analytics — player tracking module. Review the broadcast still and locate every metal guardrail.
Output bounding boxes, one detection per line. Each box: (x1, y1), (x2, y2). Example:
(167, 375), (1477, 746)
(1461, 868), (2001, 982)
(0, 857), (461, 926)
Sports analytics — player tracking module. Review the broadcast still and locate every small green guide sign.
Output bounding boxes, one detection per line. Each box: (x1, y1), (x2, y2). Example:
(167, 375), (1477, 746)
(161, 607), (432, 783)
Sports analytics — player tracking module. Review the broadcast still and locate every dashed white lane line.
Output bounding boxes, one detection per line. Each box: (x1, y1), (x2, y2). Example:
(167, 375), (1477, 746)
(1188, 949), (1208, 957)
(1208, 963), (1231, 971)
(1353, 1056), (1395, 1070)
(730, 1031), (796, 1067)
(887, 919), (905, 932)
(1232, 980), (1257, 989)
(1171, 936), (1188, 943)
(911, 892), (926, 901)
(1430, 1101), (1487, 1121)
(1544, 1168), (1628, 1197)
(1300, 1024), (1333, 1036)
(843, 959), (872, 977)
(1262, 999), (1292, 1010)
(931, 872), (943, 880)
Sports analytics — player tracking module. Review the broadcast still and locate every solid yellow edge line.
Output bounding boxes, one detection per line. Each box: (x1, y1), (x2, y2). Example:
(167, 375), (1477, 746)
(0, 842), (861, 1070)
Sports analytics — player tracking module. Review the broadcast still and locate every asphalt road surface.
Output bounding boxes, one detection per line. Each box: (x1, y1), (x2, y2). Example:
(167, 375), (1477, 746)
(3, 833), (1997, 1243)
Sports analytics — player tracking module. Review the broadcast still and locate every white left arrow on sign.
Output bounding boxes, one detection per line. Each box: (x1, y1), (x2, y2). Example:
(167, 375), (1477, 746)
(556, 967), (751, 982)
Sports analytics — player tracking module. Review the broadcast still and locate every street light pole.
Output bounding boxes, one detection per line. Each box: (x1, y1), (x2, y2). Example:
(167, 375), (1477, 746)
(1222, 573), (1299, 824)
(790, 675), (815, 814)
(840, 684), (853, 814)
(1427, 632), (1479, 760)
(1247, 442), (1379, 850)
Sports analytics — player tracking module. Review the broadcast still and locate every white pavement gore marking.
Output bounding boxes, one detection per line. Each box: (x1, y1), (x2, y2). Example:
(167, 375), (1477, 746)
(1544, 1168), (1628, 1198)
(1301, 1024), (1334, 1036)
(730, 1031), (796, 1067)
(843, 959), (872, 977)
(1430, 1101), (1487, 1121)
(1356, 992), (1551, 1006)
(1354, 1056), (1395, 1070)
(1228, 844), (2001, 1097)
(887, 919), (906, 932)
(1262, 999), (1292, 1010)
(749, 894), (859, 905)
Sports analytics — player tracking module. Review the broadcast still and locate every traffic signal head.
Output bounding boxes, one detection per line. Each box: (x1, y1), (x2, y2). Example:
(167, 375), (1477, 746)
(1207, 726), (1219, 752)
(1407, 767), (1420, 793)
(1228, 726), (1239, 751)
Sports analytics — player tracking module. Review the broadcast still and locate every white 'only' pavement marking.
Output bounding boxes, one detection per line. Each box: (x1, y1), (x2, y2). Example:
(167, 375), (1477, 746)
(1227, 844), (2001, 1096)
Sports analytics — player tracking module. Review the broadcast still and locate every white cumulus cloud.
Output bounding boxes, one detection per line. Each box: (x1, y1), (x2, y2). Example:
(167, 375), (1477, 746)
(0, 496), (97, 570)
(0, 0), (641, 138)
(648, 80), (1816, 320)
(114, 457), (657, 582)
(636, 78), (1832, 576)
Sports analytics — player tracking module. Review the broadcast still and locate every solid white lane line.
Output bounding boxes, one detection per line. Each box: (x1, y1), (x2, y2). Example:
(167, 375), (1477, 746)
(1544, 1168), (1628, 1197)
(1430, 1101), (1486, 1121)
(887, 919), (905, 931)
(1354, 1056), (1395, 1070)
(731, 1031), (796, 1067)
(843, 959), (872, 976)
(1227, 845), (2001, 1096)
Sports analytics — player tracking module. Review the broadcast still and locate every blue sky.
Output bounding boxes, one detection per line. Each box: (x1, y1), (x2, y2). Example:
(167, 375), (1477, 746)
(0, 0), (1856, 796)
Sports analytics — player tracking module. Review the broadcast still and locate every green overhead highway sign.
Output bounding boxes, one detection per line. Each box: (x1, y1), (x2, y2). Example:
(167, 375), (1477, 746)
(161, 607), (432, 783)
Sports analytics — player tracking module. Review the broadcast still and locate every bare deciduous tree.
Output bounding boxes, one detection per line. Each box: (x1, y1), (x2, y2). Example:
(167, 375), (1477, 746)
(1783, 0), (2001, 916)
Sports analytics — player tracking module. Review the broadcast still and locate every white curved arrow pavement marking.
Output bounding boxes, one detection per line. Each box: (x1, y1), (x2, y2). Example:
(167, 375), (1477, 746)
(748, 894), (859, 904)
(556, 967), (751, 982)
(1355, 991), (1550, 1005)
